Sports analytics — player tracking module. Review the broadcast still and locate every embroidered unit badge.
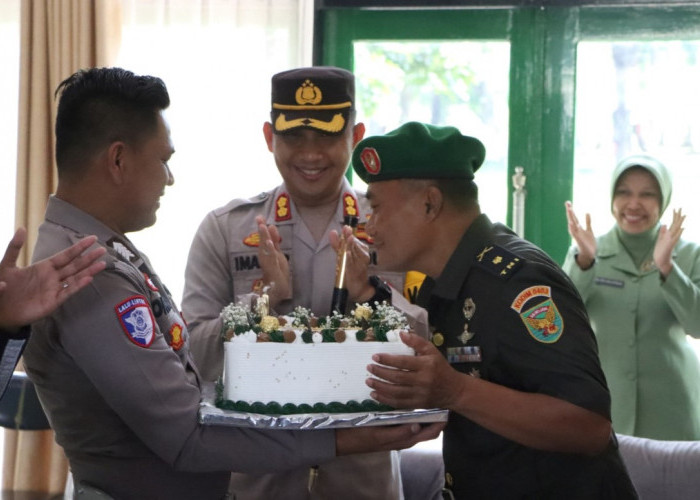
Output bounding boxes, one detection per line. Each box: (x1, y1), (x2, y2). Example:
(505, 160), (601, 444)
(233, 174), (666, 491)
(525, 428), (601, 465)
(116, 296), (155, 348)
(511, 286), (564, 343)
(169, 323), (184, 351)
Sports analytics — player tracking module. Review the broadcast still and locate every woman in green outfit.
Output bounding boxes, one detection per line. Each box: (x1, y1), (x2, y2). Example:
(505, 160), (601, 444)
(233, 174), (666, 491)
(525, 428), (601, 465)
(563, 154), (700, 441)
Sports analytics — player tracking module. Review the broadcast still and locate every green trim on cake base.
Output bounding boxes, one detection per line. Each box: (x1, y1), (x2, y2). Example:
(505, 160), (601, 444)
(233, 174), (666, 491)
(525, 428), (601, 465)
(214, 380), (394, 415)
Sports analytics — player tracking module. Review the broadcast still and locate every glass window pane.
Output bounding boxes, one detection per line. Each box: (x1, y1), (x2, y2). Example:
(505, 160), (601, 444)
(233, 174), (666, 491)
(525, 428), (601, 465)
(574, 40), (700, 242)
(353, 41), (510, 224)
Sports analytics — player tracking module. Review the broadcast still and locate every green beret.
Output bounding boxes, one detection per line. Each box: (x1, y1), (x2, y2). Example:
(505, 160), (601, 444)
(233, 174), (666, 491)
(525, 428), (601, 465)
(271, 66), (354, 135)
(352, 122), (485, 183)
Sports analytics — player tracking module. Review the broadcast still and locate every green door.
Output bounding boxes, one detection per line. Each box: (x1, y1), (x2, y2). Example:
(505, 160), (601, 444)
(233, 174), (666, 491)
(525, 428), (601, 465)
(319, 5), (700, 263)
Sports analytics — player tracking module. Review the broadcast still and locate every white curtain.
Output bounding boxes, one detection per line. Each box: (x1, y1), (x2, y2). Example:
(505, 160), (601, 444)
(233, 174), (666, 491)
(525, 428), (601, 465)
(116, 0), (314, 306)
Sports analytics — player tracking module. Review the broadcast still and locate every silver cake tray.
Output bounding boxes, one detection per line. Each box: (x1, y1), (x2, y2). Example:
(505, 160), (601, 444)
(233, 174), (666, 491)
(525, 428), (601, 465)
(198, 383), (449, 430)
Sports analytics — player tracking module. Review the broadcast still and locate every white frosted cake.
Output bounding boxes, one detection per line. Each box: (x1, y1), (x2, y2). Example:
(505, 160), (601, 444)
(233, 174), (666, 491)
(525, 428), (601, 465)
(217, 301), (414, 414)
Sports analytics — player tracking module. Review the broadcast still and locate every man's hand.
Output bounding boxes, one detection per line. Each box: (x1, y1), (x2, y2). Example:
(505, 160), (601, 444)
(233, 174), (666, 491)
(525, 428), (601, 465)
(366, 332), (463, 410)
(564, 201), (596, 270)
(335, 421), (444, 456)
(0, 228), (107, 330)
(654, 208), (685, 279)
(329, 225), (374, 303)
(255, 215), (291, 308)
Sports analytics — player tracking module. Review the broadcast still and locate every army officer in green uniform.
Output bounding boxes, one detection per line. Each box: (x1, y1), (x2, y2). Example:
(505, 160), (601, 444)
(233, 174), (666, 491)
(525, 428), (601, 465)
(353, 122), (638, 499)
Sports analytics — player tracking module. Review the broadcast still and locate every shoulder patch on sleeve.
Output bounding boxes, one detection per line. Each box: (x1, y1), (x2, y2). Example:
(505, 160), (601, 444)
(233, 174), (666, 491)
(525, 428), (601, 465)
(474, 245), (523, 279)
(511, 285), (564, 343)
(116, 295), (155, 348)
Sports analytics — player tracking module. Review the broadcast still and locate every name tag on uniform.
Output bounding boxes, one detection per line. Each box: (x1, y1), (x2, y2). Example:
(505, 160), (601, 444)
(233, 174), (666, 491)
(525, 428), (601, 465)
(446, 346), (482, 364)
(594, 277), (624, 288)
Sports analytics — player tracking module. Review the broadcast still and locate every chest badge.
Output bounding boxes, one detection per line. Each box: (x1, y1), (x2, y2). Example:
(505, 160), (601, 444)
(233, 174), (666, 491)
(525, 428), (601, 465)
(243, 232), (261, 247)
(460, 297), (476, 344)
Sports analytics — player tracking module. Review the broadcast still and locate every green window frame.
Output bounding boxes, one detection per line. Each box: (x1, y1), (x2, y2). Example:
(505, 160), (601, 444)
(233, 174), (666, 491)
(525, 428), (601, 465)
(318, 5), (700, 262)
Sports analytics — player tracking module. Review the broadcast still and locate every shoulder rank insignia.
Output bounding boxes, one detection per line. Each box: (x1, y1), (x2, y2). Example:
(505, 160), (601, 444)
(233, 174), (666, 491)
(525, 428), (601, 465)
(474, 245), (523, 279)
(107, 237), (138, 263)
(275, 193), (292, 222)
(343, 192), (359, 219)
(243, 232), (261, 247)
(511, 285), (564, 343)
(116, 295), (155, 348)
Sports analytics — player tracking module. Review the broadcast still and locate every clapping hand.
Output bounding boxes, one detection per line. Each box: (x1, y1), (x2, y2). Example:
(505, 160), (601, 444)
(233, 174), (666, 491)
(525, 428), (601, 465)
(255, 215), (291, 308)
(654, 208), (685, 279)
(0, 228), (106, 331)
(564, 201), (596, 270)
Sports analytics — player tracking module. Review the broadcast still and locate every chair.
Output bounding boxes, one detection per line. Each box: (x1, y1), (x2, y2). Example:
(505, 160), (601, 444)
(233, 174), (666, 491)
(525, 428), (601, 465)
(0, 371), (50, 430)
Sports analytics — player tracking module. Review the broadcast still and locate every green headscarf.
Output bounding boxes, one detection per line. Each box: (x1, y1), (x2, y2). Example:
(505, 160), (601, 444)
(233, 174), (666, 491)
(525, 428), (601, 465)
(610, 154), (673, 216)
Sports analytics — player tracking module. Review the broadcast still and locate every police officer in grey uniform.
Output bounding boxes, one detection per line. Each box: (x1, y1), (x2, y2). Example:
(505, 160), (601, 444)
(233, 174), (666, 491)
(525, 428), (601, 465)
(355, 122), (638, 499)
(23, 68), (442, 500)
(182, 67), (428, 500)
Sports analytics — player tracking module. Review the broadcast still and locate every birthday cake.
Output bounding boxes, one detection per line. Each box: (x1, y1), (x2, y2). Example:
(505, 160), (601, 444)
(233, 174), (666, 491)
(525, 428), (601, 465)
(216, 301), (414, 414)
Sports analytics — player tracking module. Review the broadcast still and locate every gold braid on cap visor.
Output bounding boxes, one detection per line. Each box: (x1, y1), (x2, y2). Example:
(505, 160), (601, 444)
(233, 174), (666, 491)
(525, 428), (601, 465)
(275, 113), (346, 133)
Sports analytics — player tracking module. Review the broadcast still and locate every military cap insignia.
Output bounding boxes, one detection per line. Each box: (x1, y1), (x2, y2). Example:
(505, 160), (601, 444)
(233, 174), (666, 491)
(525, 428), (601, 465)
(474, 245), (522, 279)
(275, 193), (292, 221)
(360, 147), (381, 175)
(511, 285), (564, 343)
(169, 323), (184, 351)
(243, 232), (261, 247)
(116, 295), (155, 348)
(296, 79), (323, 105)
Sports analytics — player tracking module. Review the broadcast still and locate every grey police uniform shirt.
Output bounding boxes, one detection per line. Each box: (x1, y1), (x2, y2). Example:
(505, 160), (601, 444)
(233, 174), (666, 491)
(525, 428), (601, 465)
(182, 179), (425, 500)
(23, 196), (335, 500)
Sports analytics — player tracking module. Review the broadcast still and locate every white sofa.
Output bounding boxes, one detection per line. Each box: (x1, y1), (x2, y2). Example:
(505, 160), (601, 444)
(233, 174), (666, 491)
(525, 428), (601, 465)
(399, 434), (700, 500)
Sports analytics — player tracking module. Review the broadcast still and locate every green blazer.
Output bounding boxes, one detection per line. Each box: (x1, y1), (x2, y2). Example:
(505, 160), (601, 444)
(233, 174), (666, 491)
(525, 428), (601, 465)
(563, 229), (700, 440)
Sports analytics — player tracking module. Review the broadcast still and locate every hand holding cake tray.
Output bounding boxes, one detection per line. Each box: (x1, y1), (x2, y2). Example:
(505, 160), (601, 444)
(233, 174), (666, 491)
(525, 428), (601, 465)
(199, 294), (448, 429)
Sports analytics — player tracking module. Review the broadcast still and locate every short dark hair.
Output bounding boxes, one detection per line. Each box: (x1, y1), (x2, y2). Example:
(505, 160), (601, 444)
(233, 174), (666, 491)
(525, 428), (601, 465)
(54, 67), (170, 176)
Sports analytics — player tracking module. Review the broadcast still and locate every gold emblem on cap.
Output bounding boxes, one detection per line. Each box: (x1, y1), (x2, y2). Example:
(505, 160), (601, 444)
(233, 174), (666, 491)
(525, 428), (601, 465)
(296, 79), (323, 105)
(432, 332), (444, 346)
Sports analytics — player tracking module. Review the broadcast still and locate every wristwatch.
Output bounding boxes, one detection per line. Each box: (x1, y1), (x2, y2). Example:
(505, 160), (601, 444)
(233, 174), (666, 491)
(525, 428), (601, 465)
(367, 275), (392, 307)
